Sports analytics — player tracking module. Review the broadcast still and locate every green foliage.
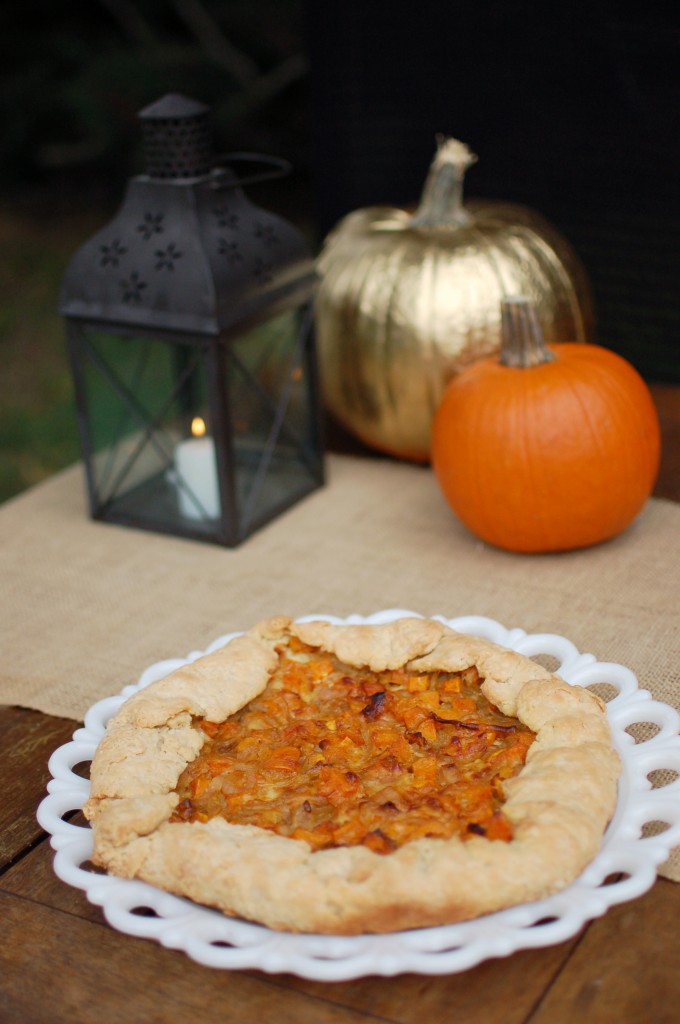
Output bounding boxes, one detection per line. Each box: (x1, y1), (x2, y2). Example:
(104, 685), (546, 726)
(0, 213), (94, 501)
(0, 392), (79, 503)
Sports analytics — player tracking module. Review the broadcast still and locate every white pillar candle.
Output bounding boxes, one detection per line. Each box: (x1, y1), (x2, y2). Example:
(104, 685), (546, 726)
(174, 418), (220, 520)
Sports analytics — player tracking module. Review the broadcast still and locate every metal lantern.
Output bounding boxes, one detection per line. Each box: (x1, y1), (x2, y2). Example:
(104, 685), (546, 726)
(59, 94), (324, 546)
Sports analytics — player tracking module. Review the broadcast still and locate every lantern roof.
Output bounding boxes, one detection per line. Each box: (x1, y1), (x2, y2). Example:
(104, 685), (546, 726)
(138, 93), (209, 120)
(58, 95), (316, 336)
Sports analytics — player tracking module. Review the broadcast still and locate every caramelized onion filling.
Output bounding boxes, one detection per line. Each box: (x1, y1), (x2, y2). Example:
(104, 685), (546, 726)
(171, 638), (535, 853)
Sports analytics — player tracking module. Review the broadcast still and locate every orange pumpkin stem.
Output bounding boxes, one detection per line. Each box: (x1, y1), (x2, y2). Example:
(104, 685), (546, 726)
(499, 296), (556, 368)
(410, 137), (477, 228)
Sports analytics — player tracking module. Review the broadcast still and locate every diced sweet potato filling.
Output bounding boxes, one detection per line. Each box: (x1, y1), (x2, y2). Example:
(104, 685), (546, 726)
(171, 639), (535, 854)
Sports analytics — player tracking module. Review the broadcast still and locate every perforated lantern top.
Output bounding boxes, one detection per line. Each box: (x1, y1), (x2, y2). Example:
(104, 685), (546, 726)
(138, 94), (213, 180)
(59, 94), (316, 336)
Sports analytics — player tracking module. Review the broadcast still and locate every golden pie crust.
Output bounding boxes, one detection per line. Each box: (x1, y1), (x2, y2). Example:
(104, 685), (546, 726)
(83, 617), (620, 934)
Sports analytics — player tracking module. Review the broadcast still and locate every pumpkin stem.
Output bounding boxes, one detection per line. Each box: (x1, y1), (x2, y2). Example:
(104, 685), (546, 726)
(499, 296), (556, 367)
(410, 136), (477, 228)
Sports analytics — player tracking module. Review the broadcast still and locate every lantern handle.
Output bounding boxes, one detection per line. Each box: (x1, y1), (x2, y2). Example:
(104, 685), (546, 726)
(209, 152), (292, 190)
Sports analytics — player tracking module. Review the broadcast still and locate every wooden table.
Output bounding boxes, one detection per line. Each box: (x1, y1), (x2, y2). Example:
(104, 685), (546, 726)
(2, 383), (679, 1024)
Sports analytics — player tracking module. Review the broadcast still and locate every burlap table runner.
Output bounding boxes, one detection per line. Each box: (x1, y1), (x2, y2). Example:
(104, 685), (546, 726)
(1, 455), (678, 879)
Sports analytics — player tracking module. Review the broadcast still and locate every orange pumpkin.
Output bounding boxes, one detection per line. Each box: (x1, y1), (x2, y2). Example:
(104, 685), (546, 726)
(431, 297), (661, 553)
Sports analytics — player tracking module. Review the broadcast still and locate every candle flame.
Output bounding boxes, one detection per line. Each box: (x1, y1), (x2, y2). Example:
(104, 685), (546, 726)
(191, 416), (207, 438)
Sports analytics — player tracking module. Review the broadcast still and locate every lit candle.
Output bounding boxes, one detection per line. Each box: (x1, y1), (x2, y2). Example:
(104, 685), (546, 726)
(174, 417), (220, 520)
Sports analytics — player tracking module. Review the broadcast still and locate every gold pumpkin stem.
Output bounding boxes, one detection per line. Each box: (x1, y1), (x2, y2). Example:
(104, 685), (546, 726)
(410, 136), (477, 228)
(499, 296), (556, 368)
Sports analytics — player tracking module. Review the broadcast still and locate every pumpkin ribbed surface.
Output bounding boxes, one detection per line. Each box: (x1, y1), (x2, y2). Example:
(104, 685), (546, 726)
(315, 139), (594, 462)
(432, 318), (661, 553)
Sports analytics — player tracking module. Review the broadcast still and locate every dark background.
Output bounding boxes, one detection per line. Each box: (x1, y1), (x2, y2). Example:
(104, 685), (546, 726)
(0, 0), (678, 496)
(306, 0), (679, 380)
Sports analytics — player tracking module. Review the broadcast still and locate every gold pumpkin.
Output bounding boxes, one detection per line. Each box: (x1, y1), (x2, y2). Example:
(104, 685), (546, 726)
(315, 138), (595, 462)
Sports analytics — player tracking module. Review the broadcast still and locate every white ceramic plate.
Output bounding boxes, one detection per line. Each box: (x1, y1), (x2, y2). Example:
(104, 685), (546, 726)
(37, 610), (680, 981)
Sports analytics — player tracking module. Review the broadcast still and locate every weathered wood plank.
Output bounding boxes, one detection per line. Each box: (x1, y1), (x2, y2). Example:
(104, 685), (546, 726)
(0, 705), (78, 869)
(278, 938), (579, 1024)
(0, 814), (103, 923)
(3, 837), (581, 1024)
(0, 890), (394, 1024)
(650, 383), (680, 503)
(528, 878), (680, 1024)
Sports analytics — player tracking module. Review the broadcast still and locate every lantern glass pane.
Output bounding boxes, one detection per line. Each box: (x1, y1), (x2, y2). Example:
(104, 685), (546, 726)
(229, 305), (321, 539)
(75, 329), (221, 535)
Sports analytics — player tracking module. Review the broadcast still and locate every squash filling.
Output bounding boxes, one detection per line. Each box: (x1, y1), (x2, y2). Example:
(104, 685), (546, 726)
(171, 638), (535, 853)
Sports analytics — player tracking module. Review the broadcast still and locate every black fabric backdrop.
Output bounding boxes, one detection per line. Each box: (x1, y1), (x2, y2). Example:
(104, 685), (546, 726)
(305, 1), (679, 381)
